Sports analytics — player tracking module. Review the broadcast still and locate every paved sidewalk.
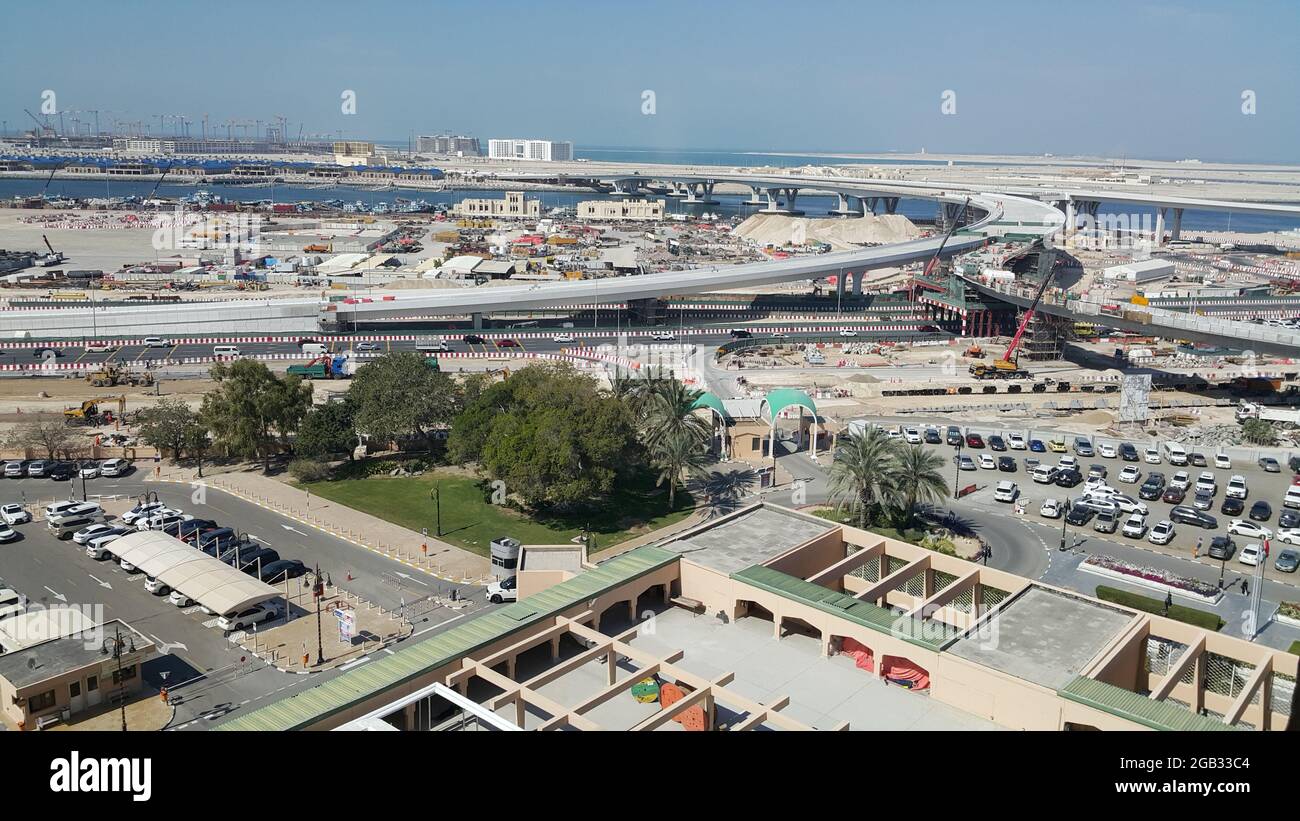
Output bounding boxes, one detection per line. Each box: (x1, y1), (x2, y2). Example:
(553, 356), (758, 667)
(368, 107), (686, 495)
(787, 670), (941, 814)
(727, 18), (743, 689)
(150, 464), (491, 584)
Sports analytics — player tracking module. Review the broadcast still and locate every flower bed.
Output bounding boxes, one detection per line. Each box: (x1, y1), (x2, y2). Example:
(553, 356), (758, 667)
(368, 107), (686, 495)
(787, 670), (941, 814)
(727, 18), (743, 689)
(1278, 601), (1300, 629)
(1081, 554), (1222, 603)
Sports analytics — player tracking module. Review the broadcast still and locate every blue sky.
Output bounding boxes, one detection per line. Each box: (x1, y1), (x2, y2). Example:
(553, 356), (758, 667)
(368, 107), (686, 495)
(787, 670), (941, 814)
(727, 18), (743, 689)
(2, 0), (1298, 161)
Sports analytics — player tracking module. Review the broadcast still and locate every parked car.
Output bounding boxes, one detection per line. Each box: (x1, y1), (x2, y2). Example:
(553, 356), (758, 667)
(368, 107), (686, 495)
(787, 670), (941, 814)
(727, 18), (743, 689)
(0, 524), (15, 543)
(258, 559), (308, 583)
(1189, 452), (1208, 467)
(1259, 457), (1281, 473)
(4, 461), (26, 478)
(1118, 465), (1141, 484)
(1073, 437), (1094, 457)
(0, 504), (30, 525)
(1029, 439), (1046, 453)
(946, 426), (963, 446)
(77, 461), (100, 479)
(1040, 498), (1062, 518)
(99, 458), (131, 477)
(903, 427), (922, 445)
(1111, 494), (1148, 516)
(48, 502), (102, 522)
(1097, 442), (1117, 459)
(168, 590), (196, 607)
(1066, 505), (1096, 526)
(1093, 510), (1119, 534)
(1032, 464), (1058, 484)
(955, 455), (976, 471)
(48, 462), (76, 481)
(1275, 549), (1300, 573)
(1169, 471), (1191, 491)
(1171, 506), (1217, 529)
(997, 456), (1017, 472)
(1249, 500), (1273, 522)
(993, 481), (1019, 503)
(217, 602), (278, 633)
(1148, 520), (1175, 545)
(144, 576), (171, 596)
(487, 575), (518, 604)
(1054, 469), (1083, 488)
(1193, 492), (1214, 511)
(988, 435), (1006, 451)
(1278, 510), (1300, 529)
(1207, 535), (1236, 560)
(1139, 476), (1165, 501)
(1238, 543), (1262, 567)
(1194, 472), (1217, 495)
(1214, 453), (1232, 470)
(978, 454), (995, 470)
(1119, 443), (1139, 461)
(1047, 438), (1066, 453)
(72, 523), (123, 546)
(85, 532), (123, 560)
(1221, 497), (1245, 517)
(1143, 446), (1161, 465)
(121, 501), (168, 525)
(924, 428), (942, 444)
(1162, 486), (1186, 505)
(26, 460), (49, 478)
(1225, 475), (1248, 500)
(1007, 433), (1026, 450)
(966, 433), (984, 448)
(1088, 465), (1107, 480)
(1228, 520), (1272, 541)
(1121, 514), (1147, 539)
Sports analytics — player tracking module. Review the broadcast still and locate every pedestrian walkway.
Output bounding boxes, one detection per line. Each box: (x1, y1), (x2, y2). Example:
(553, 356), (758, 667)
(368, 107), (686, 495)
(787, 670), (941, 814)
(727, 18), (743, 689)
(49, 691), (174, 731)
(150, 464), (491, 585)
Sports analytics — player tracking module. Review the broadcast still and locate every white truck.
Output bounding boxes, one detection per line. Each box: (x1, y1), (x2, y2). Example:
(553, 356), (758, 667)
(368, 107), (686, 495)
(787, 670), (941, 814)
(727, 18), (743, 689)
(1236, 401), (1300, 424)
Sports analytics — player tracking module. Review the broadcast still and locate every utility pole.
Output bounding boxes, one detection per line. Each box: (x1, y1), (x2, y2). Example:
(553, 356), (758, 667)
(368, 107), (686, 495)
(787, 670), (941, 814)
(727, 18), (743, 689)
(101, 626), (134, 732)
(313, 564), (325, 665)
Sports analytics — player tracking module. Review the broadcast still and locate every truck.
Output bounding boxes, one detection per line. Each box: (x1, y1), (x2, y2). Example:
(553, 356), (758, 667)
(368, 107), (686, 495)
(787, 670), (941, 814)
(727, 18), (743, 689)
(286, 355), (355, 380)
(1236, 400), (1300, 424)
(969, 361), (1028, 379)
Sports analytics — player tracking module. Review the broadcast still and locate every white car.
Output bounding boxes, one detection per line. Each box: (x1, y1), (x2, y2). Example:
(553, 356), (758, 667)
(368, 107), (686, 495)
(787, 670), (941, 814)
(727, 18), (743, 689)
(143, 336), (171, 348)
(85, 533), (123, 560)
(993, 481), (1019, 502)
(85, 341), (117, 353)
(43, 500), (84, 518)
(487, 576), (518, 604)
(1121, 513), (1147, 538)
(1097, 442), (1117, 459)
(138, 512), (190, 532)
(1040, 498), (1062, 518)
(1144, 446), (1161, 464)
(652, 332), (676, 341)
(1148, 520), (1175, 545)
(1228, 520), (1272, 541)
(1084, 477), (1111, 493)
(1238, 543), (1262, 567)
(78, 463), (100, 479)
(1225, 475), (1248, 500)
(1085, 483), (1119, 499)
(978, 454), (995, 470)
(217, 602), (278, 632)
(120, 557), (138, 573)
(1007, 433), (1026, 450)
(121, 501), (168, 525)
(1169, 471), (1191, 491)
(1275, 528), (1300, 546)
(168, 589), (195, 607)
(72, 523), (122, 545)
(552, 334), (575, 344)
(48, 502), (103, 523)
(0, 524), (16, 543)
(1214, 453), (1232, 470)
(1032, 465), (1058, 484)
(1112, 494), (1149, 516)
(1194, 472), (1216, 495)
(1058, 456), (1078, 472)
(100, 458), (130, 477)
(1118, 466), (1141, 484)
(143, 576), (171, 596)
(838, 329), (858, 337)
(0, 504), (30, 525)
(902, 427), (921, 445)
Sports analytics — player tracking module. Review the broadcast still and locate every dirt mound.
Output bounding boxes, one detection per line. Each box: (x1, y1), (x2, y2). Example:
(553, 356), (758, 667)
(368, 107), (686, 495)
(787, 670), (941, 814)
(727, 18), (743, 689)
(733, 212), (921, 250)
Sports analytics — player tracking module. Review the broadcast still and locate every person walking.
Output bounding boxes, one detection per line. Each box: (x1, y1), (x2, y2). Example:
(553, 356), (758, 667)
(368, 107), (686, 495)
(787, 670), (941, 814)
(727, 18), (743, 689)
(1195, 536), (1203, 559)
(1163, 592), (1172, 616)
(1242, 579), (1249, 596)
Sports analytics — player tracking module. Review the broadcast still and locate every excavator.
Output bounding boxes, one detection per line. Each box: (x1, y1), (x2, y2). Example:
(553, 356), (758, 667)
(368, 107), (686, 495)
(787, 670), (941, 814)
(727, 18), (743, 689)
(970, 248), (1058, 380)
(85, 363), (155, 388)
(63, 395), (127, 426)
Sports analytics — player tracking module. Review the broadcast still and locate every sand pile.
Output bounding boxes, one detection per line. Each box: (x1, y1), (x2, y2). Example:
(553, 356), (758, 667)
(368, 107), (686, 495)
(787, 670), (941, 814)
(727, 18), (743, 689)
(733, 213), (921, 251)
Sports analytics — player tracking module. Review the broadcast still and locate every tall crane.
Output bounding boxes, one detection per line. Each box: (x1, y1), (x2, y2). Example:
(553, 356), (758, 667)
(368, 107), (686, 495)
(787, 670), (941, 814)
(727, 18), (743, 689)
(1000, 248), (1060, 365)
(911, 197), (969, 297)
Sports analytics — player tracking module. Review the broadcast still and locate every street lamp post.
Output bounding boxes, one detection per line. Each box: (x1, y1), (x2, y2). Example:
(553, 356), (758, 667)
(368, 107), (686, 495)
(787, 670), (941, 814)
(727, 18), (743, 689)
(311, 564), (325, 665)
(430, 484), (442, 537)
(1059, 499), (1072, 551)
(101, 626), (134, 732)
(952, 440), (964, 497)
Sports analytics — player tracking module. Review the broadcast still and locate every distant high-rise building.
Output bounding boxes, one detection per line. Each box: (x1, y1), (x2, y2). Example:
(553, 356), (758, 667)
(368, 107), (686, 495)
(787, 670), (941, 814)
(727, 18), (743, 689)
(487, 138), (574, 162)
(416, 134), (482, 156)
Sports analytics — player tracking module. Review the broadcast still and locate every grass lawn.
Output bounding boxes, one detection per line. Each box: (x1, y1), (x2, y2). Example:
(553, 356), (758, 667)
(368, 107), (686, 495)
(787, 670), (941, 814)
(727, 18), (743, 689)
(303, 469), (695, 556)
(1094, 586), (1225, 631)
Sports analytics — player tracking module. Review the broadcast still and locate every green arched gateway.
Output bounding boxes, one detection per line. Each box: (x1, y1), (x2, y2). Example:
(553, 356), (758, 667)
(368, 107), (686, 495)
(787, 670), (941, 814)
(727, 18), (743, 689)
(760, 389), (817, 423)
(690, 392), (732, 423)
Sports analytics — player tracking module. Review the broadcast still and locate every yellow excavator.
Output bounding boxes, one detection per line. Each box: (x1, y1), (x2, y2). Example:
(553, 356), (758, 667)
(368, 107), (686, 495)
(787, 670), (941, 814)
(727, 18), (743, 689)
(64, 395), (127, 426)
(85, 363), (154, 388)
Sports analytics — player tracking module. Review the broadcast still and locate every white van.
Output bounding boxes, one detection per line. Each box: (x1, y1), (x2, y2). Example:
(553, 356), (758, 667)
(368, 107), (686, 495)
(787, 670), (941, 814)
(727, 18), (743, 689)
(1162, 442), (1188, 466)
(1285, 486), (1300, 510)
(100, 457), (130, 477)
(213, 345), (241, 357)
(1032, 464), (1059, 484)
(300, 342), (327, 356)
(993, 481), (1019, 503)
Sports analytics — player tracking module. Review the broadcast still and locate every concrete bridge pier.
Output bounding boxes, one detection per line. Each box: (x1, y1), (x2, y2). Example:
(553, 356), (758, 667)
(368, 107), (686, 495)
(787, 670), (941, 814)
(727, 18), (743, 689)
(783, 187), (804, 215)
(471, 312), (484, 330)
(1155, 207), (1166, 246)
(665, 182), (687, 198)
(883, 197), (899, 215)
(829, 193), (865, 216)
(626, 298), (662, 325)
(1170, 207), (1183, 241)
(744, 185), (766, 207)
(851, 270), (864, 296)
(761, 187), (803, 214)
(683, 181), (719, 205)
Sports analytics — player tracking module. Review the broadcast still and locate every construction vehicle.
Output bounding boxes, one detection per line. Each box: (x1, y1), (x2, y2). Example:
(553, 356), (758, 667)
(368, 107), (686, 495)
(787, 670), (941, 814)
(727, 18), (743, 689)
(286, 354), (355, 380)
(85, 363), (154, 388)
(63, 396), (126, 426)
(424, 356), (441, 372)
(910, 197), (970, 295)
(964, 344), (985, 358)
(39, 234), (65, 267)
(971, 247), (1059, 380)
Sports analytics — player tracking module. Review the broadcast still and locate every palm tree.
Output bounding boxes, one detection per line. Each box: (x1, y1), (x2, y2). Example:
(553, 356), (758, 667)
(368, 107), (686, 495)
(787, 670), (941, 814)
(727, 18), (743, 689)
(639, 378), (712, 452)
(609, 368), (650, 409)
(890, 444), (949, 528)
(827, 427), (901, 529)
(651, 428), (713, 508)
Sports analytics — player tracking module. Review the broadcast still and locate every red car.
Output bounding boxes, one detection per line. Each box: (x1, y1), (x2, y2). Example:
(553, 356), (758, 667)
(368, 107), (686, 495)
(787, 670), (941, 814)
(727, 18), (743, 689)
(965, 433), (984, 448)
(1162, 486), (1186, 505)
(496, 339), (519, 348)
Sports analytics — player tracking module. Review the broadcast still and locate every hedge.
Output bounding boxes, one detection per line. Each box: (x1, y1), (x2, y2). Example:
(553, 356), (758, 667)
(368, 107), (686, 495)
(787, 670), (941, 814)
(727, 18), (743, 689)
(1094, 586), (1225, 631)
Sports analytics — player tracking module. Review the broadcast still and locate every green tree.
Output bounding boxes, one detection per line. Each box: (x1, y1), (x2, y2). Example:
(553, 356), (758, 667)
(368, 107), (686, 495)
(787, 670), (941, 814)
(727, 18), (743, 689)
(451, 363), (641, 509)
(135, 399), (202, 461)
(296, 398), (357, 460)
(638, 377), (712, 453)
(827, 427), (901, 529)
(890, 444), (949, 528)
(650, 428), (712, 508)
(201, 359), (312, 473)
(349, 352), (460, 449)
(1241, 418), (1277, 446)
(184, 423), (211, 478)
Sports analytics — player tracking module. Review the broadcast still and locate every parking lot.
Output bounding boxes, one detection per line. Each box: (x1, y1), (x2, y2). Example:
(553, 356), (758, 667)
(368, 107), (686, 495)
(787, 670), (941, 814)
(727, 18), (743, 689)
(905, 425), (1300, 588)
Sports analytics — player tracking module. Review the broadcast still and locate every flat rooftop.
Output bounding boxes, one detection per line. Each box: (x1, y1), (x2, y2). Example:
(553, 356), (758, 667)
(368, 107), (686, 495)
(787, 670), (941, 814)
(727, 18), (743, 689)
(0, 620), (153, 689)
(947, 586), (1135, 690)
(662, 506), (837, 575)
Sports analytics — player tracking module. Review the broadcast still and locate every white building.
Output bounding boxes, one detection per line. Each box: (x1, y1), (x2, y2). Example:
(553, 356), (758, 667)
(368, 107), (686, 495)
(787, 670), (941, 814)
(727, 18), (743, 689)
(487, 138), (574, 162)
(578, 199), (665, 221)
(453, 191), (540, 219)
(1102, 258), (1175, 284)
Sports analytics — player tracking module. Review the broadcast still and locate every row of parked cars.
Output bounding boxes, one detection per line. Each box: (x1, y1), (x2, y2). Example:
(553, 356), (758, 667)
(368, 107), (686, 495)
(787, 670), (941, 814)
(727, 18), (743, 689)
(3, 458), (132, 481)
(20, 498), (308, 633)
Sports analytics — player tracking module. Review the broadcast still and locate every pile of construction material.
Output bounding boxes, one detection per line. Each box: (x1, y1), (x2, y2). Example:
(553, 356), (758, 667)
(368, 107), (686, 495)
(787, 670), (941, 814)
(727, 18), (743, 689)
(732, 213), (920, 251)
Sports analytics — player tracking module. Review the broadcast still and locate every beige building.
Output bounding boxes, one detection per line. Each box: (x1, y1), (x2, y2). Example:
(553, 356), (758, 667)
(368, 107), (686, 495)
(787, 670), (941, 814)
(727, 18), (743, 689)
(0, 619), (155, 731)
(578, 199), (666, 221)
(221, 499), (1299, 732)
(453, 191), (540, 220)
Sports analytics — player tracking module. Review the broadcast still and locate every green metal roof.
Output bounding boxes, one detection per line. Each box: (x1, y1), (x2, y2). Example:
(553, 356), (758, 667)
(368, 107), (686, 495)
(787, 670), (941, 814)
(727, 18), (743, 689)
(1058, 675), (1239, 732)
(761, 388), (816, 423)
(216, 545), (678, 731)
(731, 565), (952, 651)
(690, 392), (731, 422)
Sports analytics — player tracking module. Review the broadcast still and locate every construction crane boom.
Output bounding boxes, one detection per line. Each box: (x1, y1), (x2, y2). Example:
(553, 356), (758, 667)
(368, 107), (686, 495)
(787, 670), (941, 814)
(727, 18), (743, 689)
(147, 162), (172, 200)
(1002, 248), (1059, 364)
(917, 197), (970, 284)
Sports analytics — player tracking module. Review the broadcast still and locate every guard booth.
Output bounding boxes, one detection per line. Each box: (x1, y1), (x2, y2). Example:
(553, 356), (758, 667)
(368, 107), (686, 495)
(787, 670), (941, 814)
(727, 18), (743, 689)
(489, 537), (521, 582)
